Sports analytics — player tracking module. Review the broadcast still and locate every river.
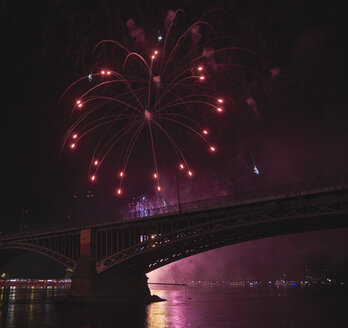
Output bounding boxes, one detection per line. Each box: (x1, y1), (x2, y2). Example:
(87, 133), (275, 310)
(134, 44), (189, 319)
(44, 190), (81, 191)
(0, 286), (347, 327)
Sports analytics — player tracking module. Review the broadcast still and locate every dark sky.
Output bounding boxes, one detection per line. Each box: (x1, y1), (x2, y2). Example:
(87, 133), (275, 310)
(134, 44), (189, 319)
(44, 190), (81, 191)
(1, 0), (347, 279)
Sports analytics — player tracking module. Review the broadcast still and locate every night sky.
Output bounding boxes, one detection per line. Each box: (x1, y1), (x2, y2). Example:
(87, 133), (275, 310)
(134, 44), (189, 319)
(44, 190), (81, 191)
(1, 0), (347, 280)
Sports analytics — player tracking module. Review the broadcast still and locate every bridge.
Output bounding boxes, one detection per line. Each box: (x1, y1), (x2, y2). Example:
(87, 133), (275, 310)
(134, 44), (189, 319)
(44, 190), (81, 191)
(1, 175), (347, 301)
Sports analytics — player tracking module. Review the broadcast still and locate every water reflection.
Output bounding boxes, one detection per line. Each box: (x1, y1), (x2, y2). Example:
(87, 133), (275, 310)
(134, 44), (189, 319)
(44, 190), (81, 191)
(147, 287), (188, 328)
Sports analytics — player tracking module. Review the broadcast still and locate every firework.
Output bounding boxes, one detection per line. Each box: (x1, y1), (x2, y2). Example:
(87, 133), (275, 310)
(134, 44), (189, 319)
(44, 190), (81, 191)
(62, 10), (257, 196)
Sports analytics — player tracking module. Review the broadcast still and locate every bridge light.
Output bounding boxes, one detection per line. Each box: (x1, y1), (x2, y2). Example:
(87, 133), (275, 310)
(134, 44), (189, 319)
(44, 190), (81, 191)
(153, 173), (158, 179)
(94, 160), (99, 166)
(119, 171), (124, 177)
(117, 188), (122, 195)
(199, 76), (205, 80)
(202, 130), (208, 135)
(197, 66), (203, 71)
(90, 175), (96, 182)
(72, 133), (78, 139)
(210, 146), (216, 152)
(179, 163), (184, 170)
(217, 98), (224, 103)
(70, 143), (76, 149)
(217, 107), (223, 112)
(157, 186), (161, 191)
(188, 170), (193, 176)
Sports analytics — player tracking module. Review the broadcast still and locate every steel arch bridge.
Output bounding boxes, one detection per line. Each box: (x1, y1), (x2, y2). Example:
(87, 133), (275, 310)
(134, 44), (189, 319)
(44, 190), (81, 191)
(0, 175), (347, 299)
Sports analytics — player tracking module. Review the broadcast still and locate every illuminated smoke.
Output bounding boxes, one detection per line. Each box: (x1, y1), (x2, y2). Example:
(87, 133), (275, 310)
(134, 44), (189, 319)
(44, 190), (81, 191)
(126, 19), (145, 44)
(246, 97), (262, 119)
(202, 47), (215, 59)
(270, 67), (280, 80)
(191, 25), (202, 44)
(164, 10), (176, 30)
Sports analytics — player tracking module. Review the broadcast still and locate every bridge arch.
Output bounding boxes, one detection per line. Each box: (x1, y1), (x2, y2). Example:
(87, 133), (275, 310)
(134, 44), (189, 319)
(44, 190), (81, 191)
(0, 242), (76, 269)
(96, 194), (348, 273)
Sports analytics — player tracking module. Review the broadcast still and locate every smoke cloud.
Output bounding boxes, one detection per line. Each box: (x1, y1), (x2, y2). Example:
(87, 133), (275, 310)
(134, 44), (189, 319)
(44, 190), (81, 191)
(126, 19), (145, 45)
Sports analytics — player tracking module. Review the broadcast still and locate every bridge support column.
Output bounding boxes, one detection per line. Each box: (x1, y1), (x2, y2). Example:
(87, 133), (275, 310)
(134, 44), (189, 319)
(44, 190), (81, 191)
(69, 229), (152, 302)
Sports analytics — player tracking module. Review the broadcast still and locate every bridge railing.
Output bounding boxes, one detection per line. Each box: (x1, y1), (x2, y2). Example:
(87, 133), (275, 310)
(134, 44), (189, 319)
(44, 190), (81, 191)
(116, 174), (348, 222)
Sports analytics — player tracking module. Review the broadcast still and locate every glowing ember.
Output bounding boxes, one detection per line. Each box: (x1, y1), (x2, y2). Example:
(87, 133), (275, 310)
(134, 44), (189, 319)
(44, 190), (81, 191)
(145, 110), (151, 120)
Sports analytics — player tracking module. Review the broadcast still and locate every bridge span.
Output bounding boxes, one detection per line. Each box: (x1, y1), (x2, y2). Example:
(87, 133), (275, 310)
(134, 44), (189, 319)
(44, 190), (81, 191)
(1, 175), (347, 301)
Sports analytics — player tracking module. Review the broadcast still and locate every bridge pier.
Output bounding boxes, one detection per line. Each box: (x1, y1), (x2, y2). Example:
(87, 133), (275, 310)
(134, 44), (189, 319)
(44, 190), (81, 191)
(69, 229), (152, 303)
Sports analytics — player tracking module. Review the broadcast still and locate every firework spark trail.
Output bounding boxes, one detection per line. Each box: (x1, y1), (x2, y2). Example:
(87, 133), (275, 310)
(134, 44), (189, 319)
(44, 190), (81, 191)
(62, 11), (262, 196)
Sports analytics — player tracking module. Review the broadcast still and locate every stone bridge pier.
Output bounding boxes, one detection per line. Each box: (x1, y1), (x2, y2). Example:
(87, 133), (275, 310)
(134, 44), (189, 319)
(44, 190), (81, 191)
(69, 229), (151, 302)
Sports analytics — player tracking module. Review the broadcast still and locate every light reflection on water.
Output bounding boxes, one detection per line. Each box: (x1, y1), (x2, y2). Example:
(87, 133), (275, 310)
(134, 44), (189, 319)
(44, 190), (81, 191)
(0, 286), (347, 327)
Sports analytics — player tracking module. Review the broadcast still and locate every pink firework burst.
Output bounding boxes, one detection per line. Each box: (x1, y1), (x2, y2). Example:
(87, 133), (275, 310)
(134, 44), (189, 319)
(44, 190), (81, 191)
(62, 10), (259, 196)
